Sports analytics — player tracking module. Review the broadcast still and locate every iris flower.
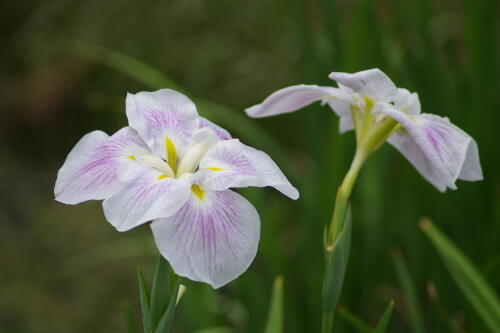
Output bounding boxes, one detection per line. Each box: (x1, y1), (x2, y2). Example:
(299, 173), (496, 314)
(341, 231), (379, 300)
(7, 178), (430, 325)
(246, 68), (483, 192)
(55, 89), (298, 288)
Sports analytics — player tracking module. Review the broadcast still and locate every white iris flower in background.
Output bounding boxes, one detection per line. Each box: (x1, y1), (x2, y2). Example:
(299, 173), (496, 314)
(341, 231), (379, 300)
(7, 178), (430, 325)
(246, 68), (483, 192)
(55, 89), (298, 288)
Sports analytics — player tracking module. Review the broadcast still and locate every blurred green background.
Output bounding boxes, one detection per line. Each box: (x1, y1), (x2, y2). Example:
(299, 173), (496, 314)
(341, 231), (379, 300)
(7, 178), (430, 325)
(1, 0), (499, 332)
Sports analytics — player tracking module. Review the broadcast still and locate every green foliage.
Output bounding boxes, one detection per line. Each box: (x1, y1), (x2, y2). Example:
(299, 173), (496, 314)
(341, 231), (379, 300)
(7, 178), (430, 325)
(264, 276), (284, 333)
(421, 219), (500, 332)
(374, 301), (395, 333)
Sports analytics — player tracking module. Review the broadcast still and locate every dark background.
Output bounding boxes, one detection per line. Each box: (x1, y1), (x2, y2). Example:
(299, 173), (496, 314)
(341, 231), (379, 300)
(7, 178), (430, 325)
(1, 0), (498, 332)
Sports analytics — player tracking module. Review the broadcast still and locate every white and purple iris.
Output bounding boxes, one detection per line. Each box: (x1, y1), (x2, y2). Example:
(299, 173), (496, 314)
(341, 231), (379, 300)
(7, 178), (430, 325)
(55, 89), (298, 288)
(246, 68), (483, 192)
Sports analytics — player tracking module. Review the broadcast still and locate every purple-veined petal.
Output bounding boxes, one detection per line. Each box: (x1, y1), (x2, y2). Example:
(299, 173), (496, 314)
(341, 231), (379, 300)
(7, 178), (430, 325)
(151, 189), (260, 288)
(126, 89), (199, 163)
(199, 117), (231, 140)
(381, 107), (483, 191)
(329, 68), (397, 101)
(54, 127), (150, 204)
(198, 139), (299, 199)
(102, 170), (191, 231)
(245, 84), (347, 118)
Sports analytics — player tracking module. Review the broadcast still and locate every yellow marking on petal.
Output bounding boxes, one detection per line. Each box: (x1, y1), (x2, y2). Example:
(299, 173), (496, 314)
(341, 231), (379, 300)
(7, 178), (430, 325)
(206, 167), (223, 171)
(127, 155), (136, 160)
(191, 184), (204, 200)
(363, 96), (375, 111)
(158, 174), (168, 180)
(165, 136), (177, 172)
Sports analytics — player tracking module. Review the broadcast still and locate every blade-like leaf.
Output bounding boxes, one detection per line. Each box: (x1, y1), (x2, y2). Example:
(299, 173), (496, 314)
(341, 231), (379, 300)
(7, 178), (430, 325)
(264, 276), (284, 333)
(193, 328), (232, 333)
(137, 269), (151, 333)
(154, 279), (181, 333)
(322, 205), (352, 313)
(337, 306), (372, 333)
(149, 256), (171, 331)
(391, 250), (425, 333)
(374, 301), (395, 333)
(420, 218), (500, 332)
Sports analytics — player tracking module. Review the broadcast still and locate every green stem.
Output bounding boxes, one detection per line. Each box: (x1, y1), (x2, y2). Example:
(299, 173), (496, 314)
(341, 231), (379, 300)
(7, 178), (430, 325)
(321, 148), (368, 333)
(327, 148), (367, 247)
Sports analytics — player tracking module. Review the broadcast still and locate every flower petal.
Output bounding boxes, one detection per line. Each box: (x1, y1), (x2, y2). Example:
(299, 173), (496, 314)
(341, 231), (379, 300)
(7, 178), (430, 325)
(198, 139), (299, 199)
(126, 89), (199, 162)
(54, 127), (150, 204)
(151, 189), (260, 288)
(394, 88), (421, 115)
(381, 107), (483, 191)
(199, 117), (231, 140)
(102, 170), (190, 231)
(245, 84), (345, 118)
(329, 68), (397, 101)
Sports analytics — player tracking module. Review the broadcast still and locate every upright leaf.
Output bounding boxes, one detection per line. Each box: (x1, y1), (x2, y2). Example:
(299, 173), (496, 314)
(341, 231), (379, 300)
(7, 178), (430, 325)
(123, 301), (140, 333)
(420, 218), (500, 332)
(374, 301), (395, 333)
(322, 205), (352, 324)
(391, 250), (425, 333)
(264, 276), (284, 333)
(154, 279), (181, 333)
(149, 256), (171, 331)
(137, 269), (151, 333)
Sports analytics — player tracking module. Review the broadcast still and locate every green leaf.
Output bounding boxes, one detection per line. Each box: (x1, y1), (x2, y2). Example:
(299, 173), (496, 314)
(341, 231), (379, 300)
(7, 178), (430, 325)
(322, 205), (352, 313)
(137, 269), (151, 333)
(420, 218), (500, 333)
(374, 301), (394, 333)
(264, 276), (284, 333)
(149, 256), (171, 331)
(154, 279), (181, 333)
(337, 306), (372, 333)
(391, 250), (425, 333)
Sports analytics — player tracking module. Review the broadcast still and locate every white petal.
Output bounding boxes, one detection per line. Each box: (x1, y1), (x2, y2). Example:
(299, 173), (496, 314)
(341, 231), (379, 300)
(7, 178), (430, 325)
(245, 84), (345, 118)
(126, 89), (199, 161)
(102, 170), (190, 231)
(54, 127), (150, 204)
(198, 139), (299, 199)
(199, 117), (231, 140)
(381, 107), (483, 191)
(394, 88), (421, 115)
(328, 68), (397, 101)
(151, 189), (260, 288)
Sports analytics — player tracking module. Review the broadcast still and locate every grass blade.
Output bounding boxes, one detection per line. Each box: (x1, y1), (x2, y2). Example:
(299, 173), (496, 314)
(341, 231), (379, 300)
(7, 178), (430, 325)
(137, 269), (151, 333)
(374, 301), (395, 333)
(149, 256), (171, 331)
(264, 276), (284, 333)
(337, 306), (372, 333)
(420, 218), (500, 332)
(391, 249), (425, 333)
(154, 279), (181, 333)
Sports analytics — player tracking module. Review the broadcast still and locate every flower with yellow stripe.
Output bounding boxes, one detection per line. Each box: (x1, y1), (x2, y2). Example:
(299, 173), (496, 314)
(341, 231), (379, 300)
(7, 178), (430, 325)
(55, 89), (298, 288)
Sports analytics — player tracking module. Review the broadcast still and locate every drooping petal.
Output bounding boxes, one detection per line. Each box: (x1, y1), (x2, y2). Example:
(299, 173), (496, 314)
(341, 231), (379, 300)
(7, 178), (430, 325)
(245, 84), (347, 118)
(54, 127), (150, 204)
(329, 68), (397, 101)
(199, 117), (231, 140)
(126, 89), (199, 164)
(102, 170), (190, 231)
(380, 107), (483, 191)
(151, 189), (260, 288)
(197, 139), (299, 199)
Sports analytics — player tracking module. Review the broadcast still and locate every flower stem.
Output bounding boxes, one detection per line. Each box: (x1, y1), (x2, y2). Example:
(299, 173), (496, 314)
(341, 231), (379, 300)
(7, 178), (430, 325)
(321, 147), (368, 333)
